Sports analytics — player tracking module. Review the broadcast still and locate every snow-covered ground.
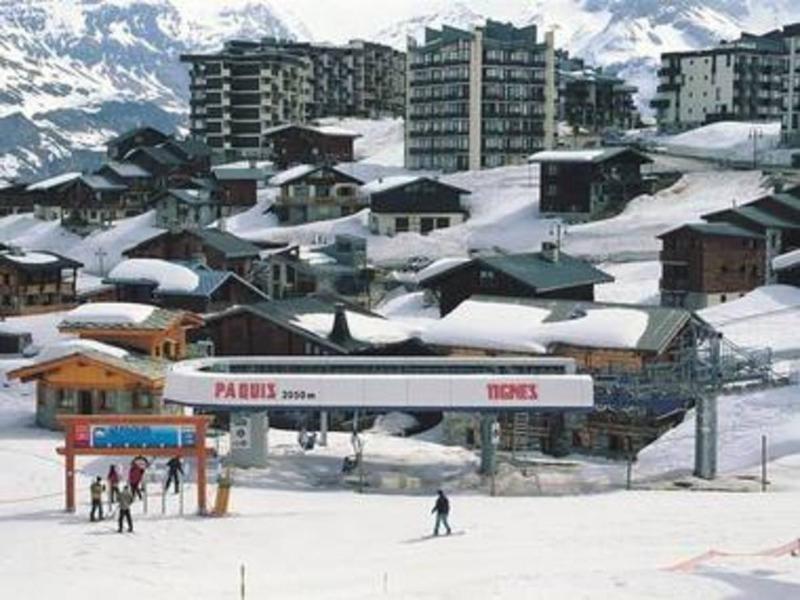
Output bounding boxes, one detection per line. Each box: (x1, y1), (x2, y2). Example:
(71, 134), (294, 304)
(655, 121), (794, 167)
(3, 352), (800, 598)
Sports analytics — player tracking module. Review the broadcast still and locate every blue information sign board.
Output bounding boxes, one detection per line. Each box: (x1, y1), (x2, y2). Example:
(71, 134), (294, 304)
(90, 425), (196, 449)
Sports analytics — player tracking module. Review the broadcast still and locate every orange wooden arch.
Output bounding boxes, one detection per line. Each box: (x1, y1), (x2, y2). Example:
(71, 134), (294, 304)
(56, 414), (214, 514)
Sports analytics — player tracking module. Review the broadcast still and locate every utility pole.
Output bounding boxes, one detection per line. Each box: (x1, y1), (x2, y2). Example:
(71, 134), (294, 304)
(749, 127), (763, 169)
(94, 247), (108, 278)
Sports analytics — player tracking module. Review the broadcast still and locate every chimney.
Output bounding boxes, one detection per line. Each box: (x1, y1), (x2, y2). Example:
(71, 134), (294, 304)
(329, 303), (351, 344)
(541, 241), (559, 262)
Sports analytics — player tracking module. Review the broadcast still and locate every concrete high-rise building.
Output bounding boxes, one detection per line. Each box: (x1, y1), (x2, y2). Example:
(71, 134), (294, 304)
(650, 32), (786, 132)
(181, 41), (312, 160)
(405, 20), (556, 172)
(258, 39), (406, 119)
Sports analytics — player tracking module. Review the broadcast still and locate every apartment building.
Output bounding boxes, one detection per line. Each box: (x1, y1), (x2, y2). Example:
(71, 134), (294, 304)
(181, 41), (312, 160)
(650, 32), (786, 131)
(783, 23), (800, 147)
(406, 20), (556, 172)
(557, 53), (639, 133)
(260, 39), (406, 119)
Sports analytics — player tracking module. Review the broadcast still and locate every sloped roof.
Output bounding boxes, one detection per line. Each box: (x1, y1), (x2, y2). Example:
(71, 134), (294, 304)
(108, 126), (169, 147)
(78, 175), (128, 192)
(160, 188), (213, 205)
(8, 349), (169, 385)
(270, 164), (363, 187)
(191, 228), (262, 258)
(528, 147), (653, 164)
(59, 306), (199, 332)
(101, 161), (152, 179)
(361, 175), (471, 196)
(658, 222), (764, 240)
(0, 250), (82, 271)
(126, 146), (184, 166)
(421, 251), (612, 292)
(427, 295), (693, 355)
(262, 123), (361, 139)
(704, 205), (800, 230)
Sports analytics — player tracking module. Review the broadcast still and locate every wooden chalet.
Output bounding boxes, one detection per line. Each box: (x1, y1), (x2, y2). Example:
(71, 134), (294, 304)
(262, 123), (360, 169)
(257, 235), (370, 305)
(271, 164), (365, 225)
(363, 176), (469, 236)
(107, 126), (170, 161)
(60, 174), (129, 229)
(0, 183), (39, 216)
(123, 228), (261, 277)
(58, 303), (203, 361)
(154, 189), (218, 230)
(658, 223), (766, 310)
(198, 294), (432, 357)
(419, 245), (614, 316)
(0, 249), (82, 316)
(528, 148), (653, 221)
(105, 260), (268, 314)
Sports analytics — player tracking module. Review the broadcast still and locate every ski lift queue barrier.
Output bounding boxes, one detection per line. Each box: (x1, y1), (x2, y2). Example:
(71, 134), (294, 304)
(163, 356), (594, 411)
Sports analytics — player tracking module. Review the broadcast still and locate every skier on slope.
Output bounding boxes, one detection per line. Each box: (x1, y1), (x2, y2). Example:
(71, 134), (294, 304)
(431, 490), (452, 536)
(89, 477), (105, 522)
(164, 456), (184, 495)
(117, 485), (134, 533)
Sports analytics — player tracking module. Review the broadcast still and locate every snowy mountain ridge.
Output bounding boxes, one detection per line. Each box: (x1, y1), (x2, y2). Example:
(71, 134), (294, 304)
(0, 0), (299, 182)
(2, 0), (800, 183)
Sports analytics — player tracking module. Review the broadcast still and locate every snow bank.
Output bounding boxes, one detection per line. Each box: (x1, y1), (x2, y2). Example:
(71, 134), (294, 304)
(699, 285), (800, 327)
(421, 299), (649, 353)
(659, 121), (782, 163)
(637, 384), (800, 480)
(62, 302), (155, 326)
(108, 259), (199, 293)
(291, 310), (412, 345)
(361, 174), (419, 195)
(36, 339), (128, 363)
(368, 412), (420, 436)
(772, 248), (800, 272)
(26, 171), (80, 191)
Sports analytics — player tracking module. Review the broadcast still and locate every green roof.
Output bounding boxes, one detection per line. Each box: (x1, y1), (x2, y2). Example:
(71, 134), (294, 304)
(470, 295), (694, 354)
(704, 205), (800, 230)
(658, 222), (764, 240)
(59, 307), (188, 331)
(191, 228), (261, 259)
(477, 251), (614, 293)
(757, 193), (800, 216)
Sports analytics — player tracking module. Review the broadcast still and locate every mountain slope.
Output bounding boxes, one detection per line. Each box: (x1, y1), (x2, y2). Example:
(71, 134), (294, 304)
(0, 0), (299, 182)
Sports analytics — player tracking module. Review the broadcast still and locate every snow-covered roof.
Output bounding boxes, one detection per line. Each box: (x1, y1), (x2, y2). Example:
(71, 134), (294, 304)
(420, 297), (688, 354)
(61, 303), (156, 326)
(262, 123), (360, 138)
(528, 148), (651, 164)
(772, 248), (800, 272)
(361, 175), (421, 195)
(415, 257), (471, 283)
(107, 259), (200, 293)
(36, 339), (129, 364)
(26, 172), (81, 191)
(292, 310), (412, 345)
(269, 164), (317, 186)
(0, 251), (58, 265)
(103, 161), (151, 178)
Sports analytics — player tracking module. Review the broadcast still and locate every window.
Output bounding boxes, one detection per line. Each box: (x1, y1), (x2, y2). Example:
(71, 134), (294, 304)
(720, 294), (728, 303)
(98, 391), (112, 412)
(547, 164), (558, 176)
(479, 269), (497, 288)
(133, 392), (153, 410)
(395, 217), (409, 233)
(57, 389), (76, 410)
(420, 218), (435, 234)
(546, 184), (558, 196)
(436, 217), (450, 229)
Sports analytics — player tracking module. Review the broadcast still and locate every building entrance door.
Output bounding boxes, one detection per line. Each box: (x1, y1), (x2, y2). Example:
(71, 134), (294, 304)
(78, 391), (93, 415)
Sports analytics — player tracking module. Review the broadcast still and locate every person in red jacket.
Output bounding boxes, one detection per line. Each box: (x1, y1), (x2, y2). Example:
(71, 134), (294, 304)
(128, 456), (148, 501)
(107, 464), (121, 503)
